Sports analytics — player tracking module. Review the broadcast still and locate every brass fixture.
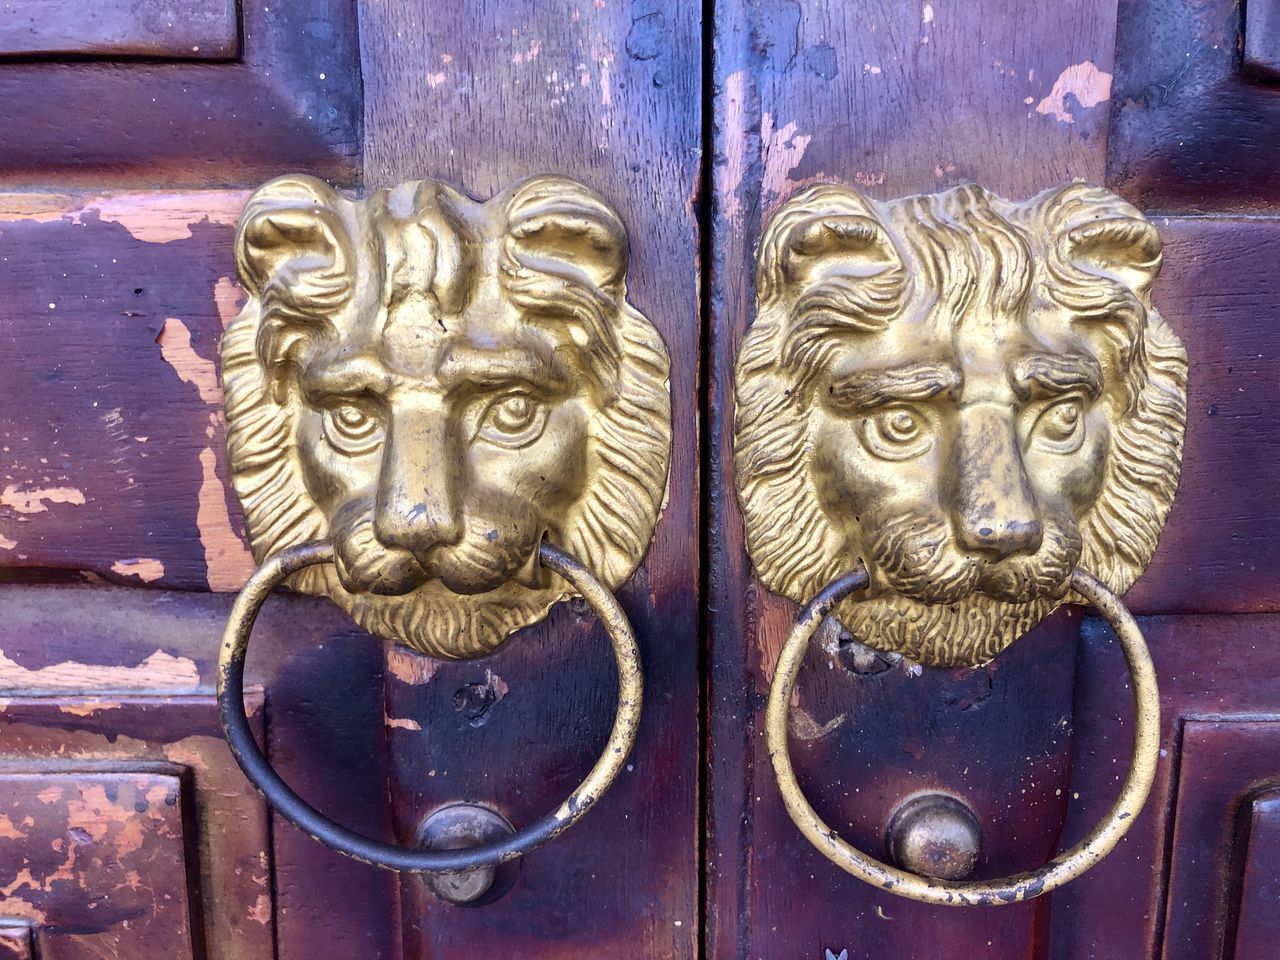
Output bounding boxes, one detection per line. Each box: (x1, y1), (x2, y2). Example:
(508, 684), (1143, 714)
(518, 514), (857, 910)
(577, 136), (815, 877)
(735, 181), (1187, 902)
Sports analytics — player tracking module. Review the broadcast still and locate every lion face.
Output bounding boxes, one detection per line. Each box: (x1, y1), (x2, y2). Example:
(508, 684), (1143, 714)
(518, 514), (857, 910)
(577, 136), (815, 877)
(222, 174), (671, 659)
(735, 183), (1187, 667)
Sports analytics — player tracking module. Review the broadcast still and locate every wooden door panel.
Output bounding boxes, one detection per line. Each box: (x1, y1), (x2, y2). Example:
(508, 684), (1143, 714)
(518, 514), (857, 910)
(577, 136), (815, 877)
(1, 696), (272, 960)
(357, 1), (702, 955)
(0, 586), (400, 958)
(0, 768), (200, 957)
(1233, 789), (1280, 958)
(0, 0), (240, 60)
(1109, 0), (1280, 211)
(1050, 615), (1280, 958)
(0, 4), (359, 187)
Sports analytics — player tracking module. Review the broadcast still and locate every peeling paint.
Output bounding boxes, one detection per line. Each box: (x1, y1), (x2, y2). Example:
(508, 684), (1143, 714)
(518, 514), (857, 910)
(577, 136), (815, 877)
(57, 700), (123, 717)
(0, 648), (200, 691)
(0, 813), (27, 839)
(111, 558), (165, 583)
(1035, 61), (1112, 124)
(761, 113), (813, 205)
(1, 484), (86, 515)
(196, 445), (255, 592)
(791, 706), (847, 741)
(386, 646), (442, 686)
(715, 69), (749, 225)
(248, 893), (271, 925)
(0, 533), (15, 550)
(0, 191), (248, 241)
(157, 317), (221, 406)
(214, 275), (246, 328)
(385, 715), (423, 731)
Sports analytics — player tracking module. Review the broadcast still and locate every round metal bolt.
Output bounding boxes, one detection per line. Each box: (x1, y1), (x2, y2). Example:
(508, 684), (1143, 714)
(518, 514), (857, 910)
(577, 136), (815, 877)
(886, 793), (982, 881)
(415, 803), (518, 905)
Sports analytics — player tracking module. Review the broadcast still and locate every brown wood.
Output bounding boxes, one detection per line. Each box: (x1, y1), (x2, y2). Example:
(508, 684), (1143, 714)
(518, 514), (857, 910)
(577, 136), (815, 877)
(0, 586), (401, 958)
(1232, 789), (1280, 958)
(0, 0), (238, 60)
(1109, 0), (1280, 211)
(0, 2), (359, 187)
(1245, 0), (1280, 81)
(358, 1), (702, 954)
(0, 768), (200, 956)
(1049, 615), (1280, 958)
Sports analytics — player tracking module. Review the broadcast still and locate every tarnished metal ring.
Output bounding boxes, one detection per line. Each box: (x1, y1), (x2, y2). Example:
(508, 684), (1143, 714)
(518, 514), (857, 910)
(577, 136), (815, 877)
(765, 564), (1160, 906)
(217, 539), (643, 873)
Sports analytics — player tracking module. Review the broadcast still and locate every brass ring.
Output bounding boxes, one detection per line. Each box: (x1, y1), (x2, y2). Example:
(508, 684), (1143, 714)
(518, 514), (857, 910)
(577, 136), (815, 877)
(765, 565), (1160, 906)
(217, 539), (643, 873)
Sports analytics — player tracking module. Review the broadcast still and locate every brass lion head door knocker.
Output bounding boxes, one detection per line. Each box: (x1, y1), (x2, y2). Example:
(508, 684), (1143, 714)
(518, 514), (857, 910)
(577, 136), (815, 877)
(216, 173), (671, 879)
(734, 182), (1187, 905)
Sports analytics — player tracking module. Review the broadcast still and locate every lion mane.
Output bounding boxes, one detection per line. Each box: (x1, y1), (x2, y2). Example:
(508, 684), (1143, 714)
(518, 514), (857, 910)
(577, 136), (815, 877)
(221, 174), (671, 658)
(734, 182), (1188, 666)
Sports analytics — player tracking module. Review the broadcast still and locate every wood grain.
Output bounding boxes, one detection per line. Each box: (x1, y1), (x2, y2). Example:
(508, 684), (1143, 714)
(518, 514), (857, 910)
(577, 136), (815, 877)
(1233, 789), (1280, 958)
(0, 1), (359, 187)
(1109, 0), (1280, 211)
(0, 0), (238, 60)
(358, 1), (701, 955)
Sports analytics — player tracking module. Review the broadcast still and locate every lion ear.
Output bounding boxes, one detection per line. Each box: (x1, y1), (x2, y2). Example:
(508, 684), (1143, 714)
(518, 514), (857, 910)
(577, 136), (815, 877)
(1065, 216), (1163, 298)
(234, 175), (351, 303)
(756, 184), (901, 311)
(505, 176), (629, 294)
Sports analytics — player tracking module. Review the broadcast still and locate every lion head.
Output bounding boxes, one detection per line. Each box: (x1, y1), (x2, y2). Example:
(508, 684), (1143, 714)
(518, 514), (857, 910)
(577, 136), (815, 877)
(734, 182), (1187, 667)
(221, 174), (671, 659)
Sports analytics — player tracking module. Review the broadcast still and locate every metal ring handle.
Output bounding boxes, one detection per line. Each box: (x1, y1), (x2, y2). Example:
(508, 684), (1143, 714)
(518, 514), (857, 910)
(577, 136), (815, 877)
(217, 539), (643, 873)
(766, 564), (1160, 906)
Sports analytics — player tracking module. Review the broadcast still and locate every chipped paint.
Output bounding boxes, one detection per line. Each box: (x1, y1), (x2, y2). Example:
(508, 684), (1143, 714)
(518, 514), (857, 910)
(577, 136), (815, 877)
(0, 533), (15, 550)
(57, 700), (123, 717)
(0, 648), (200, 691)
(0, 191), (249, 242)
(923, 3), (934, 23)
(427, 71), (447, 87)
(0, 484), (86, 515)
(761, 113), (813, 205)
(196, 446), (255, 592)
(248, 893), (271, 925)
(157, 317), (221, 406)
(1035, 61), (1112, 124)
(111, 558), (165, 583)
(386, 646), (443, 686)
(385, 715), (423, 731)
(0, 813), (27, 839)
(790, 706), (847, 741)
(214, 275), (246, 328)
(716, 69), (749, 225)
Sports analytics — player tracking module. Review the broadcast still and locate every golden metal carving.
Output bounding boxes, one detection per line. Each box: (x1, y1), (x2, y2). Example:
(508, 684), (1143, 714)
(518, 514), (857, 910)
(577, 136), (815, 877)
(734, 182), (1187, 668)
(221, 174), (672, 659)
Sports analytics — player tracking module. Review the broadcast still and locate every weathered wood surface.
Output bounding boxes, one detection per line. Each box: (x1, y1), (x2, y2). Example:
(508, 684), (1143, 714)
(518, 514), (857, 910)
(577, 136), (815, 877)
(358, 0), (702, 954)
(0, 768), (199, 957)
(1049, 615), (1280, 959)
(0, 587), (400, 959)
(1233, 789), (1280, 958)
(1109, 0), (1280, 211)
(0, 2), (359, 187)
(0, 0), (238, 60)
(703, 0), (1246, 955)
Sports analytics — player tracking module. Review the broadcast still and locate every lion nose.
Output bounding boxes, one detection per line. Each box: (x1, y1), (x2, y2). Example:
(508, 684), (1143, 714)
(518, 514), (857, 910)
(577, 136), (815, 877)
(952, 406), (1043, 560)
(373, 414), (463, 558)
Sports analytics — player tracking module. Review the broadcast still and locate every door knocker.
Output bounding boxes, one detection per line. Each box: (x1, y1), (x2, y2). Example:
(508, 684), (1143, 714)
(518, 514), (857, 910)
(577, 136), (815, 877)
(217, 174), (671, 873)
(734, 182), (1187, 904)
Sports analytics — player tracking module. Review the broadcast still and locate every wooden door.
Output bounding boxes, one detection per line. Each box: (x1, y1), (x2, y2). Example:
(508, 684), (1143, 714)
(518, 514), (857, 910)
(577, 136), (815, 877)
(0, 2), (699, 958)
(706, 0), (1280, 957)
(1, 1), (1276, 958)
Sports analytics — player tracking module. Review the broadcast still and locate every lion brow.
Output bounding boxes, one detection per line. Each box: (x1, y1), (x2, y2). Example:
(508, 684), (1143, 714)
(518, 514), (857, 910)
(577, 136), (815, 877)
(1011, 352), (1103, 400)
(829, 363), (961, 410)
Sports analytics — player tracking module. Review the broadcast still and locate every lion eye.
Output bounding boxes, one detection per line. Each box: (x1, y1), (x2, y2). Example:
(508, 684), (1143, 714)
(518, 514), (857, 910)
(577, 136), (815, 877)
(861, 405), (933, 461)
(476, 392), (551, 449)
(323, 403), (384, 456)
(1031, 397), (1086, 453)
